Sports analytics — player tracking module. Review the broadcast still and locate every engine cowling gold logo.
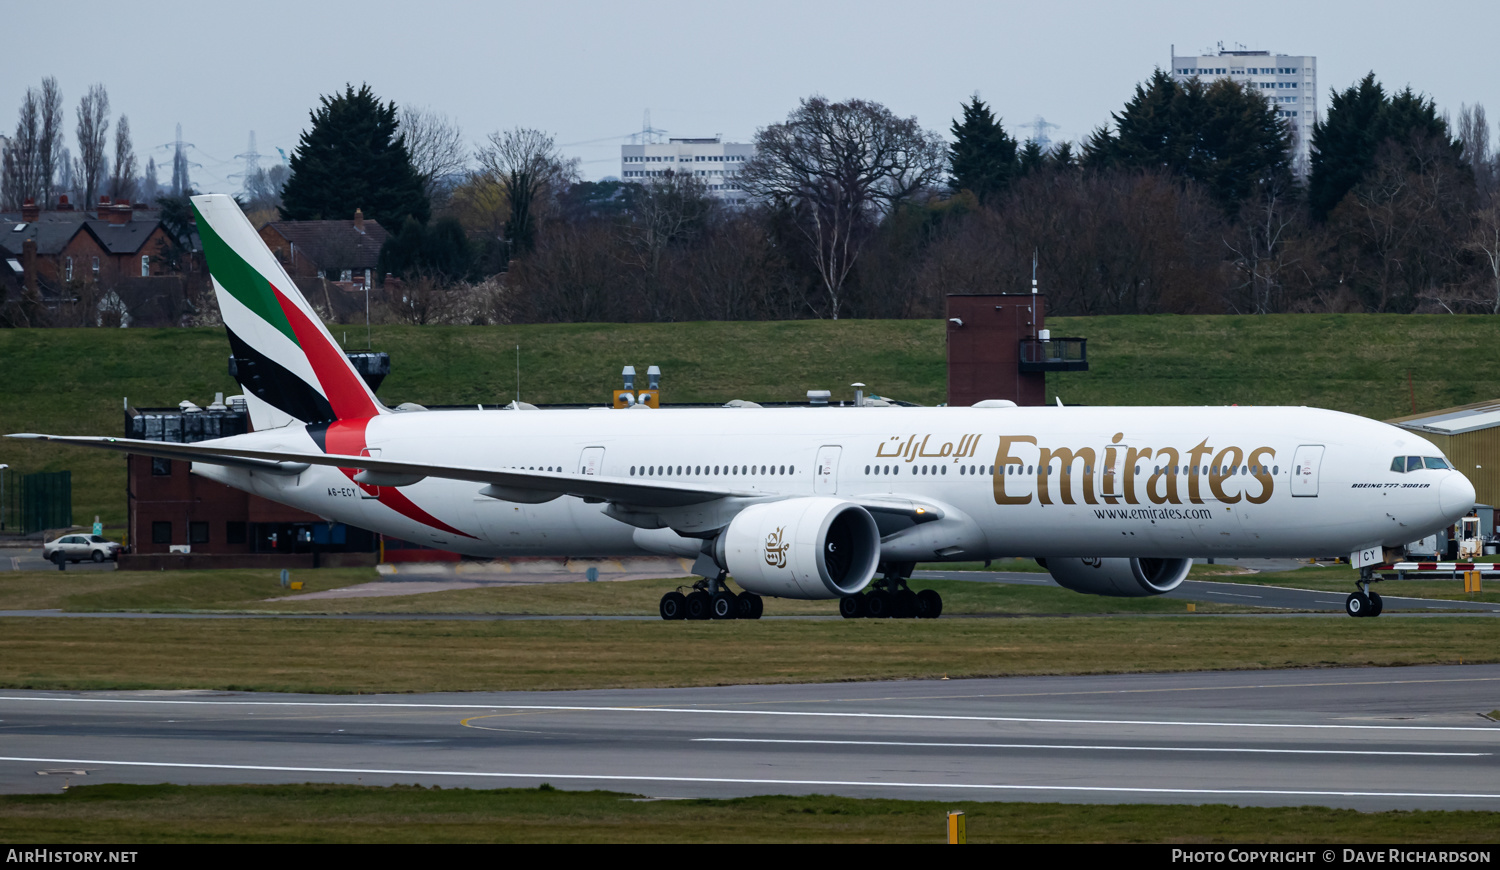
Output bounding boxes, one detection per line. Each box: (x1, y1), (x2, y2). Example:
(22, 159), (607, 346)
(764, 526), (789, 568)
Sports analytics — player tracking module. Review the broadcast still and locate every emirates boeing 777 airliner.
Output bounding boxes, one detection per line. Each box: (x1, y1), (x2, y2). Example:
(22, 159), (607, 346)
(11, 195), (1475, 620)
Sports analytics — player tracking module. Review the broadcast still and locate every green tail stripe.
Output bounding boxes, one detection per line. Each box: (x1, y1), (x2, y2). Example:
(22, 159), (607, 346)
(193, 202), (298, 345)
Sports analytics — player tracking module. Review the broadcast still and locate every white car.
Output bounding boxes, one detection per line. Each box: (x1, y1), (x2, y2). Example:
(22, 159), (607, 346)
(43, 534), (121, 563)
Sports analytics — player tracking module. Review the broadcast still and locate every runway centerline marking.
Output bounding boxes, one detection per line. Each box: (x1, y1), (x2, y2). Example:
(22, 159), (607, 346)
(4, 696), (1499, 733)
(1, 755), (1497, 802)
(689, 738), (1489, 757)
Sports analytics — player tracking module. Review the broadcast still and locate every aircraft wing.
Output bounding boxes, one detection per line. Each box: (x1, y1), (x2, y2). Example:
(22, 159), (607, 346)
(9, 433), (945, 520)
(8, 433), (750, 508)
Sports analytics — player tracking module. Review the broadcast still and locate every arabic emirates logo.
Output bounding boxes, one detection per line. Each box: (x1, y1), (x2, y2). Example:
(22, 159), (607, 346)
(764, 526), (790, 568)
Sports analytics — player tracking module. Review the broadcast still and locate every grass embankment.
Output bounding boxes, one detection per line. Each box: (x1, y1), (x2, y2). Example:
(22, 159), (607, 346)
(1, 614), (1492, 694)
(0, 568), (1235, 616)
(1211, 565), (1500, 606)
(6, 314), (1500, 531)
(3, 784), (1497, 844)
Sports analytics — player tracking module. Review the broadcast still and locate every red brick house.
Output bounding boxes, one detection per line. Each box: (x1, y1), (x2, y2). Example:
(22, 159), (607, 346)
(258, 209), (389, 291)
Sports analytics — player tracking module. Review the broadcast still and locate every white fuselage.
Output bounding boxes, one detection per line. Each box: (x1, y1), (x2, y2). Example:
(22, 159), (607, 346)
(192, 404), (1472, 561)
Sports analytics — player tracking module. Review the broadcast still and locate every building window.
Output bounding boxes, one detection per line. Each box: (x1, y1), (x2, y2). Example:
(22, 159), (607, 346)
(225, 522), (247, 545)
(190, 522), (209, 544)
(151, 457), (172, 476)
(91, 256), (99, 276)
(340, 269), (352, 282)
(141, 255), (149, 277)
(151, 521), (172, 544)
(65, 257), (73, 281)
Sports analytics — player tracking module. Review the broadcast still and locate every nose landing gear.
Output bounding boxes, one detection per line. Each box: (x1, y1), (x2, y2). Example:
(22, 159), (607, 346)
(1346, 567), (1385, 618)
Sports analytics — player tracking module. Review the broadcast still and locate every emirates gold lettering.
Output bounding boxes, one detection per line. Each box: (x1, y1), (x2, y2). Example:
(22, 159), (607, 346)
(979, 435), (1275, 508)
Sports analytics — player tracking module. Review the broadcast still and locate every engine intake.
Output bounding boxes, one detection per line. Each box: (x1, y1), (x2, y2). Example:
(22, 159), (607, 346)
(1043, 557), (1191, 597)
(720, 497), (880, 599)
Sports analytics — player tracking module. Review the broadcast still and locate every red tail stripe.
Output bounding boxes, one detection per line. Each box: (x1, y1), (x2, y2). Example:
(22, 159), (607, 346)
(321, 417), (474, 539)
(271, 284), (379, 421)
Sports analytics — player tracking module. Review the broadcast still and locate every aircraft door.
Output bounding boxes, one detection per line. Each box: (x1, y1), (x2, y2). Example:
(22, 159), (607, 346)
(815, 446), (841, 494)
(1291, 445), (1324, 497)
(578, 447), (605, 476)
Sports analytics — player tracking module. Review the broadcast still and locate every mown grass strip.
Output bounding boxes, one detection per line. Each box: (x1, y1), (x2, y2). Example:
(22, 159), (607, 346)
(1, 783), (1496, 844)
(0, 615), (1492, 694)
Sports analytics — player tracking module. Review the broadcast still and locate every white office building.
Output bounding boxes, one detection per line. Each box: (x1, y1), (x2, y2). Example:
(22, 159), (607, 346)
(621, 137), (755, 203)
(1170, 48), (1318, 177)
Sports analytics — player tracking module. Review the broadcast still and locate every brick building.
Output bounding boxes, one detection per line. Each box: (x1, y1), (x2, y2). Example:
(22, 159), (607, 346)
(0, 196), (197, 324)
(123, 396), (378, 569)
(258, 209), (389, 291)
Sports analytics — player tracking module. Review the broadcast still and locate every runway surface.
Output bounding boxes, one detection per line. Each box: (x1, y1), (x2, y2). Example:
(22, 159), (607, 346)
(914, 570), (1500, 614)
(3, 665), (1498, 810)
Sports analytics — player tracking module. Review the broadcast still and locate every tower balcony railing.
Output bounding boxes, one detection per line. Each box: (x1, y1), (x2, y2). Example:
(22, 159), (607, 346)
(1018, 337), (1088, 373)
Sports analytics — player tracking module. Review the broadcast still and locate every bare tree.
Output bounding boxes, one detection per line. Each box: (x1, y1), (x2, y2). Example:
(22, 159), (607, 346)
(475, 128), (578, 257)
(621, 171), (714, 319)
(75, 84), (110, 208)
(2, 88), (41, 209)
(37, 77), (64, 208)
(109, 114), (138, 201)
(741, 96), (946, 318)
(1222, 176), (1303, 313)
(399, 107), (466, 204)
(1457, 103), (1495, 202)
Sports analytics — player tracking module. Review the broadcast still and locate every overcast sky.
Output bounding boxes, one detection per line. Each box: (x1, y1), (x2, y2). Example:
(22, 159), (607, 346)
(5, 1), (1498, 192)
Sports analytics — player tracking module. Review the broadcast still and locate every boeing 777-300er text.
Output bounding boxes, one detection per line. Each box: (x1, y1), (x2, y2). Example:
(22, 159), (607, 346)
(10, 195), (1476, 619)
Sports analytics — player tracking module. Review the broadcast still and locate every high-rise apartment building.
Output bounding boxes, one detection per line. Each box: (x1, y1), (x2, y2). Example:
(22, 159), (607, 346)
(620, 137), (754, 203)
(1170, 47), (1318, 177)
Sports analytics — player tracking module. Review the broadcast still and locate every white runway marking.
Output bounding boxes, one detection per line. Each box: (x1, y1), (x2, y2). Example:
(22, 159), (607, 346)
(5, 696), (1499, 733)
(2, 755), (1497, 801)
(689, 738), (1489, 757)
(1203, 591), (1262, 598)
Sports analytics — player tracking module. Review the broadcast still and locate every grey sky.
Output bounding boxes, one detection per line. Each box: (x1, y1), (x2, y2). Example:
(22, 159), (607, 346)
(5, 1), (1498, 192)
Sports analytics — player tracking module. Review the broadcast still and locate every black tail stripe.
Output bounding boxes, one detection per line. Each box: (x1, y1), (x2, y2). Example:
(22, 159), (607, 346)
(226, 326), (337, 425)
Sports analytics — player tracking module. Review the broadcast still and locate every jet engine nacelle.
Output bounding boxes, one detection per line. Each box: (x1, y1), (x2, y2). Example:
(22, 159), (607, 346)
(720, 497), (880, 600)
(1043, 557), (1192, 597)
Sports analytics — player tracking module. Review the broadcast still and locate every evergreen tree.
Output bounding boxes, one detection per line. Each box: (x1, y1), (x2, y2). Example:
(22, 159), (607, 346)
(947, 95), (1017, 203)
(377, 215), (473, 282)
(280, 84), (429, 230)
(1096, 69), (1291, 212)
(1307, 74), (1386, 219)
(1308, 75), (1463, 219)
(1016, 139), (1047, 178)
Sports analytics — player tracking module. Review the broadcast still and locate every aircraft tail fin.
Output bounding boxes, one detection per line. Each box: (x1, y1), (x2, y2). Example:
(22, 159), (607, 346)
(190, 194), (384, 429)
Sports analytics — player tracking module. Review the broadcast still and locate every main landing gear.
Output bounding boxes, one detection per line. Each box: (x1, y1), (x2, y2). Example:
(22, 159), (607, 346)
(659, 573), (763, 621)
(840, 565), (942, 619)
(1345, 566), (1385, 618)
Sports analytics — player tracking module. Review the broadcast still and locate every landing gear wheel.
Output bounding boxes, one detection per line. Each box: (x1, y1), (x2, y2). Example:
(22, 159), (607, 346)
(659, 591), (686, 621)
(865, 590), (893, 619)
(736, 592), (763, 620)
(1345, 592), (1369, 618)
(685, 590), (712, 620)
(895, 589), (919, 619)
(711, 591), (739, 620)
(1368, 591), (1383, 617)
(915, 589), (943, 619)
(839, 595), (864, 619)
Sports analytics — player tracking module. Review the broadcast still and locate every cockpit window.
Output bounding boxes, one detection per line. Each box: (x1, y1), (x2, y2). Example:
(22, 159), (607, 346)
(1393, 455), (1454, 473)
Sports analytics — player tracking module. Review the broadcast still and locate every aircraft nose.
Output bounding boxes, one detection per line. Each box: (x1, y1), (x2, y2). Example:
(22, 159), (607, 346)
(1440, 473), (1476, 521)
